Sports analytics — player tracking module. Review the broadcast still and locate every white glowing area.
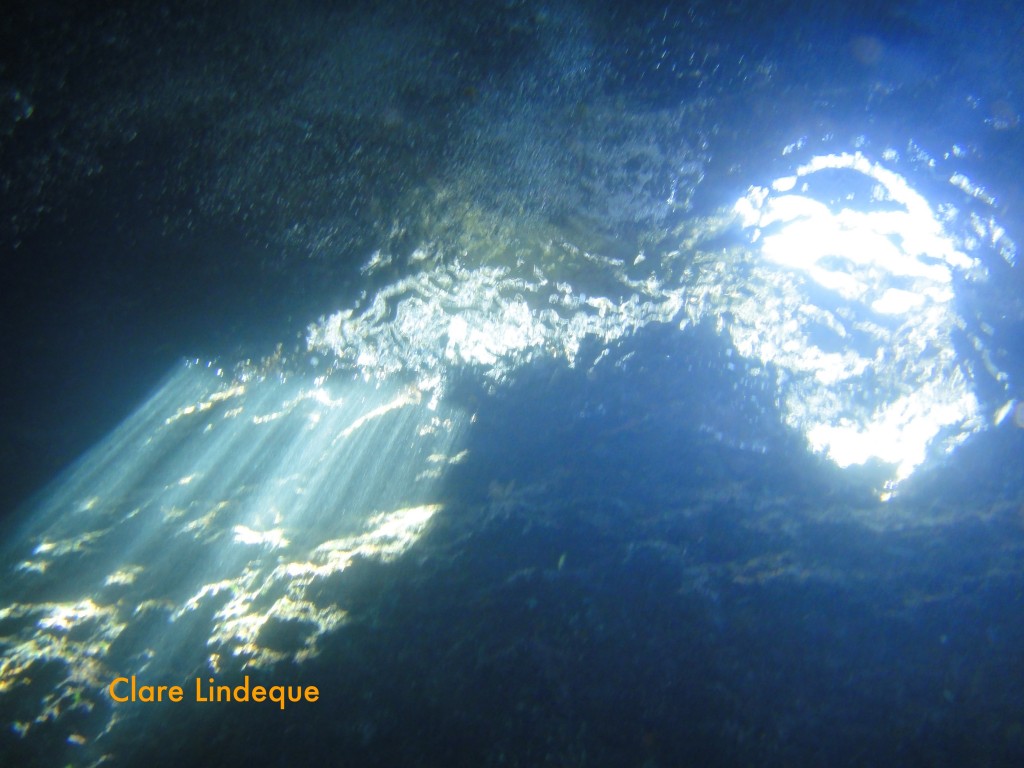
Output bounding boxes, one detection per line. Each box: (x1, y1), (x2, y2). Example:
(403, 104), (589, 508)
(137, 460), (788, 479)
(732, 152), (984, 489)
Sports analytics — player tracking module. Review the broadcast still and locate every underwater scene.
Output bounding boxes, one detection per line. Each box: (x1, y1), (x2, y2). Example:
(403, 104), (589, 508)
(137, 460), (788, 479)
(1, 0), (1023, 765)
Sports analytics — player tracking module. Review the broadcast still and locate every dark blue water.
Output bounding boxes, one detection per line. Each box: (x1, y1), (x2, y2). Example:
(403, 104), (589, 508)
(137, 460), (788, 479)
(1, 1), (1023, 766)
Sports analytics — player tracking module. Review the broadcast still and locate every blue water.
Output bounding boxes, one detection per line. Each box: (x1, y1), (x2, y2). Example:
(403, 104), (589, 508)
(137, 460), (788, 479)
(1, 1), (1022, 766)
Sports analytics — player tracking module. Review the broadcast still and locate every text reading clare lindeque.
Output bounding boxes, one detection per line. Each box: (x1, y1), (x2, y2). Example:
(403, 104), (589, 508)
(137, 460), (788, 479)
(108, 676), (319, 710)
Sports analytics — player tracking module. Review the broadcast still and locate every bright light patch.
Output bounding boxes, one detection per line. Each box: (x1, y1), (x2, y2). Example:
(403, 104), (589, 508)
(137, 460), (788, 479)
(732, 152), (984, 488)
